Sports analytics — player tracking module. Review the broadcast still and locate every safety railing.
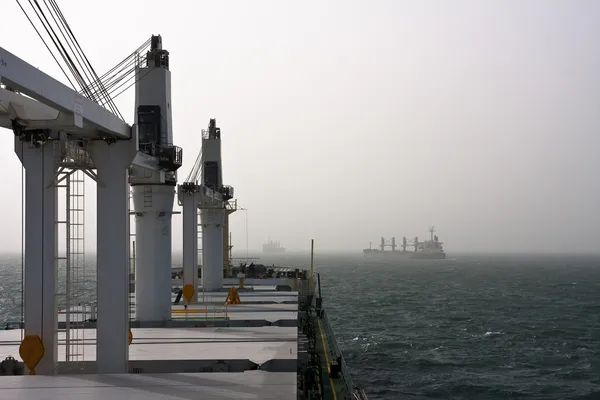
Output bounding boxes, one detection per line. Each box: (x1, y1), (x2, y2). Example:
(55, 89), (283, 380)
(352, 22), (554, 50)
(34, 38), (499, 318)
(321, 308), (369, 399)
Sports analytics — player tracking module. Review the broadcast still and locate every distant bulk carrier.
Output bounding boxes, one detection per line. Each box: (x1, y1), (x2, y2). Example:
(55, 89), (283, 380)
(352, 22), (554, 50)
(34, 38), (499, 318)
(262, 238), (286, 253)
(363, 226), (446, 259)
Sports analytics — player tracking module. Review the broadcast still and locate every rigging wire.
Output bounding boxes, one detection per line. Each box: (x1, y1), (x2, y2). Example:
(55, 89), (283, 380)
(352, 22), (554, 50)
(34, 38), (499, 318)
(15, 0), (77, 90)
(37, 0), (110, 111)
(48, 0), (115, 112)
(89, 39), (151, 92)
(39, 0), (98, 102)
(17, 0), (156, 117)
(186, 146), (203, 183)
(26, 0), (91, 96)
(20, 142), (24, 340)
(88, 56), (138, 98)
(110, 67), (153, 100)
(95, 39), (150, 83)
(94, 41), (152, 96)
(96, 62), (139, 97)
(33, 0), (111, 109)
(47, 0), (123, 118)
(185, 121), (215, 183)
(17, 0), (133, 118)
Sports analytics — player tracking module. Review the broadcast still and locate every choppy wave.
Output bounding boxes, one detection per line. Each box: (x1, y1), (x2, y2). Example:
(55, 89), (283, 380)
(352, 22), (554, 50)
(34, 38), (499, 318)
(316, 253), (600, 399)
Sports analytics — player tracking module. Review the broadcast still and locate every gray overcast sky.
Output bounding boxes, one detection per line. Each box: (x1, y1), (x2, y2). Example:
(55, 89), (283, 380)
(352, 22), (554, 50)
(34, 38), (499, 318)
(0, 0), (599, 254)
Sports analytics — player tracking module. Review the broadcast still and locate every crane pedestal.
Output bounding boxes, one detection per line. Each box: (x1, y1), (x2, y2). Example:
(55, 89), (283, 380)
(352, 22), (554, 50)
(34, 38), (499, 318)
(89, 139), (136, 374)
(15, 137), (60, 375)
(179, 186), (200, 303)
(201, 208), (225, 292)
(132, 184), (175, 321)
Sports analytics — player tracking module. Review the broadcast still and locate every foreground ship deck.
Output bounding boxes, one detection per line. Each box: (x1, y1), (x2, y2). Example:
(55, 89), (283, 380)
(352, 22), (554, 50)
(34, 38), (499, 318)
(0, 280), (367, 399)
(0, 372), (294, 399)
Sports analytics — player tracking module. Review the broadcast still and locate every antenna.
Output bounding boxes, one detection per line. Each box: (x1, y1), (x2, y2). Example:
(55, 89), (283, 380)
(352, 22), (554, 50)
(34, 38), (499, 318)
(429, 226), (435, 241)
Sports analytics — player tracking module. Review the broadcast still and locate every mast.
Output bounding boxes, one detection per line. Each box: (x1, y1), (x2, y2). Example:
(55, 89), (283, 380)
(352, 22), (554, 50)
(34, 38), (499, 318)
(310, 239), (314, 280)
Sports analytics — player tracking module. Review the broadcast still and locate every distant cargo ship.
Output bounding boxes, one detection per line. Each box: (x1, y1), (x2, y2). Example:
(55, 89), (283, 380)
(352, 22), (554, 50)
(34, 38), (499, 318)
(263, 238), (286, 253)
(363, 227), (446, 260)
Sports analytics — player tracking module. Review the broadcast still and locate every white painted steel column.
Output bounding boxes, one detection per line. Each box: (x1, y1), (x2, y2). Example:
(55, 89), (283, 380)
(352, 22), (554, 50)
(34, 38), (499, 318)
(89, 139), (136, 374)
(222, 213), (230, 271)
(181, 191), (199, 303)
(132, 185), (175, 320)
(201, 208), (224, 291)
(15, 139), (59, 375)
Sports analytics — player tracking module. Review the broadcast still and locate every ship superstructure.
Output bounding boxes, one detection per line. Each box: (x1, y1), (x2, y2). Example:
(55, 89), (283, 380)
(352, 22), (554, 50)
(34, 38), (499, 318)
(0, 3), (367, 398)
(130, 35), (182, 323)
(177, 117), (237, 297)
(363, 226), (446, 260)
(263, 238), (286, 253)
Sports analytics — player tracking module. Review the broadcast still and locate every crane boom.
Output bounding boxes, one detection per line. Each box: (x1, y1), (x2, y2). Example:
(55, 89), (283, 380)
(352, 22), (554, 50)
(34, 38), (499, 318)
(0, 46), (130, 139)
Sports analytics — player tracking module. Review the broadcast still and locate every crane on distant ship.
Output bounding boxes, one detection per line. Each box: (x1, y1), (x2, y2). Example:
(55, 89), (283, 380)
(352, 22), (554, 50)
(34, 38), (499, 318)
(371, 236), (419, 252)
(364, 226), (446, 259)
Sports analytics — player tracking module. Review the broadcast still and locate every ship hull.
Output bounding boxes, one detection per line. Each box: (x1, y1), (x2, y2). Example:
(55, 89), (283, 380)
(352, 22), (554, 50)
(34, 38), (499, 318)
(363, 250), (446, 260)
(263, 248), (286, 254)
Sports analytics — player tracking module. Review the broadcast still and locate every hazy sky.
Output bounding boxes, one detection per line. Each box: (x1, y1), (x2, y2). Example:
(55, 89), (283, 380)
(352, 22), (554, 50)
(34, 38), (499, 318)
(1, 0), (599, 253)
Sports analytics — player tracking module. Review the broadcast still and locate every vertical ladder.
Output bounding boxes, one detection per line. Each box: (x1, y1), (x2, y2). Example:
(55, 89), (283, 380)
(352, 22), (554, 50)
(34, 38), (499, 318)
(143, 186), (152, 208)
(197, 211), (204, 303)
(55, 170), (69, 362)
(68, 170), (86, 364)
(56, 169), (86, 365)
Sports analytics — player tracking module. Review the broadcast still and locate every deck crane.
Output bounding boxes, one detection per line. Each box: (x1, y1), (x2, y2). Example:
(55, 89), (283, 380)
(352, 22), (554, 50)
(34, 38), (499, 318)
(178, 118), (237, 303)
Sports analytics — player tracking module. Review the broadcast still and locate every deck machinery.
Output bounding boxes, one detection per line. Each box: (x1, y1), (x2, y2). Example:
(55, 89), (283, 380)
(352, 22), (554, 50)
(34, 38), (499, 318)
(0, 8), (367, 396)
(130, 35), (183, 322)
(178, 118), (237, 301)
